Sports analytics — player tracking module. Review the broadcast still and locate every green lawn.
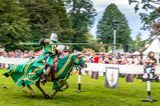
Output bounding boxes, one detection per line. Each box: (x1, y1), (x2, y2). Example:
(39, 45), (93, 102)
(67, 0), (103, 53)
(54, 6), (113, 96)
(1, 69), (160, 106)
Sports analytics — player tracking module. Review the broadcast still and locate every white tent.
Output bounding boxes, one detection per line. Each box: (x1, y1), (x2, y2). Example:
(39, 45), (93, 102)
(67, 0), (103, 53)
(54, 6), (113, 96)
(143, 37), (160, 65)
(143, 38), (160, 54)
(115, 49), (124, 54)
(132, 51), (140, 55)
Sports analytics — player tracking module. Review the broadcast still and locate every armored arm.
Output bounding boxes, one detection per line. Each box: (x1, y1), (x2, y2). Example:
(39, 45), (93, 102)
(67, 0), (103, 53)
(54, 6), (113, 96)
(39, 38), (50, 46)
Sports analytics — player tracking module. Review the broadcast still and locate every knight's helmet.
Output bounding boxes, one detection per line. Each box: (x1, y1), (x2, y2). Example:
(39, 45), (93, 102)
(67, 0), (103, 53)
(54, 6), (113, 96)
(50, 33), (58, 42)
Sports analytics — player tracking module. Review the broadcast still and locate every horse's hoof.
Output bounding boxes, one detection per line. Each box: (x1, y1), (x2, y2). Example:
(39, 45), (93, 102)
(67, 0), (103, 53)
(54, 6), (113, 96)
(50, 94), (54, 98)
(22, 90), (28, 94)
(30, 91), (35, 98)
(50, 93), (56, 98)
(44, 95), (51, 99)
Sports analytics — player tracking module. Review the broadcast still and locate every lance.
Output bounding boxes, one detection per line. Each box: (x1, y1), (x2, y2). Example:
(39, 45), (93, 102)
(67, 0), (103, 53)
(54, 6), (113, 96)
(19, 42), (119, 46)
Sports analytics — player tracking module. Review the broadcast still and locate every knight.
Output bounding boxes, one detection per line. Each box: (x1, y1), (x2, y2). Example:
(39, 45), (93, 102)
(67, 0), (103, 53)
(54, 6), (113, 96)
(38, 33), (66, 84)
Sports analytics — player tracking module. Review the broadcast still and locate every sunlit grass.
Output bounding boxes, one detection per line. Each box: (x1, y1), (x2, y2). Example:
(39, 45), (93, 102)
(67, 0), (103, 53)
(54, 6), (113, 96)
(1, 69), (160, 106)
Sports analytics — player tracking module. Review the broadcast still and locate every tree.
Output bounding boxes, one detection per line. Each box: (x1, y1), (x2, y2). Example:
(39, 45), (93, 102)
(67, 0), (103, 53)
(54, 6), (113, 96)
(128, 0), (160, 12)
(143, 7), (160, 35)
(0, 0), (31, 51)
(131, 33), (145, 51)
(129, 0), (160, 35)
(97, 4), (131, 46)
(19, 0), (73, 43)
(66, 0), (96, 50)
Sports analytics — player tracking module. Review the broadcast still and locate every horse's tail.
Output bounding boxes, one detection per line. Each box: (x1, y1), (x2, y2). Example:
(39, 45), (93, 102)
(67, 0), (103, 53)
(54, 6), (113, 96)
(3, 72), (9, 77)
(3, 65), (15, 77)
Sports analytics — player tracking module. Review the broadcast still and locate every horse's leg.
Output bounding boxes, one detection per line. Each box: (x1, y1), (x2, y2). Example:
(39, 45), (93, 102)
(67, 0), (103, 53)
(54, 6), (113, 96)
(50, 90), (57, 98)
(50, 82), (69, 98)
(22, 86), (29, 94)
(27, 85), (34, 98)
(21, 85), (34, 97)
(50, 65), (55, 82)
(62, 81), (69, 91)
(35, 80), (50, 99)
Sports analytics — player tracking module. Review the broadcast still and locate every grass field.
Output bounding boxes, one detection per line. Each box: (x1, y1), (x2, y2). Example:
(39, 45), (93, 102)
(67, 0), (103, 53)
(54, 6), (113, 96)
(1, 69), (160, 106)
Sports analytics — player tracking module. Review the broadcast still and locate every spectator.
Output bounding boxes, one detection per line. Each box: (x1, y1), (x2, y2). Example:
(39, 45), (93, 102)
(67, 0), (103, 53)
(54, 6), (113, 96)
(93, 53), (99, 63)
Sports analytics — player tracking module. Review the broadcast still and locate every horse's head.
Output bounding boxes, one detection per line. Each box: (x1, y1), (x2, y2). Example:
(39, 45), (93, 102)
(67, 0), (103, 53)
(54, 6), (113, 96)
(72, 52), (87, 70)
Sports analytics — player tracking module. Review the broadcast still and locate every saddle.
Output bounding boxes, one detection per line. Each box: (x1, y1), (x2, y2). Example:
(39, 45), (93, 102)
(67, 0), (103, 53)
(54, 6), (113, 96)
(41, 58), (58, 84)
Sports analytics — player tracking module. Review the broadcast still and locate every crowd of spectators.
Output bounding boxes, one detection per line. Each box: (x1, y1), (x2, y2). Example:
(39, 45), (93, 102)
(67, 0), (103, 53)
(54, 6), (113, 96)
(0, 49), (43, 58)
(82, 48), (144, 65)
(0, 48), (145, 65)
(83, 52), (144, 65)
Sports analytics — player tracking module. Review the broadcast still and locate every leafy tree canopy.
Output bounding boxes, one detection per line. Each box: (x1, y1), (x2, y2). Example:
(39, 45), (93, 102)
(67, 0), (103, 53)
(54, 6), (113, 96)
(97, 4), (132, 46)
(19, 0), (73, 42)
(65, 0), (97, 50)
(0, 0), (31, 51)
(129, 0), (160, 35)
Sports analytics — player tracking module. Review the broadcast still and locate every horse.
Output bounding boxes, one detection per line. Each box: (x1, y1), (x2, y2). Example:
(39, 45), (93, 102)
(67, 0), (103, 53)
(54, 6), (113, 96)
(3, 53), (86, 99)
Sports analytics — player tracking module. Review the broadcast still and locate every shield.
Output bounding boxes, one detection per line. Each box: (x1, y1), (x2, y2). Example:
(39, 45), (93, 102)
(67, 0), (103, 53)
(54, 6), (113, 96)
(105, 67), (119, 88)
